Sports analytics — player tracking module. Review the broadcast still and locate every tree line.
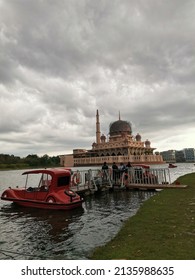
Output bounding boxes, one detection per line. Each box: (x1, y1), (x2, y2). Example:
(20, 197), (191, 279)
(0, 154), (60, 169)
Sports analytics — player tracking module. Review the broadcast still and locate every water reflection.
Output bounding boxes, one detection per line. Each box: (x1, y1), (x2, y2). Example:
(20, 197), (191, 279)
(0, 190), (154, 260)
(0, 204), (84, 259)
(1, 163), (193, 260)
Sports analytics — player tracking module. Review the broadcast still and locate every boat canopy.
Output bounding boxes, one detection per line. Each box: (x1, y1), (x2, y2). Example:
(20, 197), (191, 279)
(22, 168), (71, 177)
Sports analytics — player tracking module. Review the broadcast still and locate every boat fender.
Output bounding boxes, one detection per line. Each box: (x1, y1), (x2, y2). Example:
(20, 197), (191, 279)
(65, 190), (77, 197)
(72, 172), (81, 186)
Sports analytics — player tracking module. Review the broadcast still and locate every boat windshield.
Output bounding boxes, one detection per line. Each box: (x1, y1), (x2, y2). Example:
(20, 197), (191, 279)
(24, 173), (52, 190)
(38, 173), (52, 190)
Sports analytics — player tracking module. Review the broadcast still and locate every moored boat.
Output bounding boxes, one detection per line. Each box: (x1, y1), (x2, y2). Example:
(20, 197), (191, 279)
(168, 163), (177, 168)
(1, 168), (83, 210)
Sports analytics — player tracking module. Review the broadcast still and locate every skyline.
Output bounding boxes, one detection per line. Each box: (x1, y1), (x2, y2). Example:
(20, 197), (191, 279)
(1, 107), (194, 158)
(0, 0), (195, 157)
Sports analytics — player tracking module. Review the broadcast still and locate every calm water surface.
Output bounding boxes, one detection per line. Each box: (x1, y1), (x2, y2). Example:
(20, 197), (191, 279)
(0, 163), (194, 260)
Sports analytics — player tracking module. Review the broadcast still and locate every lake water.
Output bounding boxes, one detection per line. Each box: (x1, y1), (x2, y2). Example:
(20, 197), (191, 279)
(0, 163), (194, 260)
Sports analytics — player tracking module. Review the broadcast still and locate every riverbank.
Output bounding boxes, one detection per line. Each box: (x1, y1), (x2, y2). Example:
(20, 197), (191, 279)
(0, 164), (61, 171)
(90, 172), (195, 260)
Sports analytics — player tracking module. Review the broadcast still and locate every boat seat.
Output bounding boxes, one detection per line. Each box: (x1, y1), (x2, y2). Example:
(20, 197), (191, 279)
(27, 187), (34, 192)
(39, 185), (49, 192)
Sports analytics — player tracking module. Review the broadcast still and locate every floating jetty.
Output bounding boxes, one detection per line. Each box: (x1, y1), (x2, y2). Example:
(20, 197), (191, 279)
(126, 183), (187, 190)
(69, 166), (187, 196)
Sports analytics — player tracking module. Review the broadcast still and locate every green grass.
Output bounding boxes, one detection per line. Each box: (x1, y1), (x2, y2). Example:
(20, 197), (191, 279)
(91, 173), (195, 259)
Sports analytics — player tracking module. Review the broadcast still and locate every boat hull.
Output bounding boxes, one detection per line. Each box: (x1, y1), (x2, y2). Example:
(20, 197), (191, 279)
(1, 196), (83, 210)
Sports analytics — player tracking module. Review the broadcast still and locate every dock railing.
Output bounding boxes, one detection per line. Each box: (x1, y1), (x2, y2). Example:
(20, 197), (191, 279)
(70, 169), (113, 193)
(70, 167), (171, 192)
(121, 167), (171, 187)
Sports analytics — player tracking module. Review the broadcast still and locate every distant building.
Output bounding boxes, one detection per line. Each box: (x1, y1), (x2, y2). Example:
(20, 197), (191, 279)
(160, 150), (176, 163)
(60, 110), (164, 167)
(160, 148), (195, 163)
(175, 150), (185, 162)
(183, 148), (195, 162)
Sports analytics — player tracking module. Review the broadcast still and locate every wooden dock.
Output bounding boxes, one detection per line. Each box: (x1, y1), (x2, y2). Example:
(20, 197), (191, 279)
(71, 183), (188, 196)
(69, 168), (188, 196)
(126, 184), (188, 190)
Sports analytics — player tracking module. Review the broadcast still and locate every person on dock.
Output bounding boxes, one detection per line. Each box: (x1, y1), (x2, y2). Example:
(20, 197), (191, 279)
(112, 162), (118, 184)
(102, 162), (109, 181)
(118, 162), (126, 181)
(124, 162), (132, 184)
(119, 162), (126, 172)
(102, 162), (108, 170)
(126, 161), (132, 169)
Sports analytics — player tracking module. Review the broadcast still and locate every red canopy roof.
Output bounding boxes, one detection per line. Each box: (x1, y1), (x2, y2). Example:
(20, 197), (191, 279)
(22, 168), (71, 177)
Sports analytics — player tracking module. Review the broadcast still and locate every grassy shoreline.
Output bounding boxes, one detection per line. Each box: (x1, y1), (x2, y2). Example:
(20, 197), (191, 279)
(91, 173), (195, 260)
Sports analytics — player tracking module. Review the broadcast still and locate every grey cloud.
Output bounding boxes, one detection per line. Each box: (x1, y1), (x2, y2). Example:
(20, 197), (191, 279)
(0, 0), (195, 156)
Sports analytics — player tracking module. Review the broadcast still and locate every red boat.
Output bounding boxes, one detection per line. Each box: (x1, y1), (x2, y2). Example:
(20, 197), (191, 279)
(1, 168), (83, 210)
(132, 164), (150, 169)
(168, 163), (177, 168)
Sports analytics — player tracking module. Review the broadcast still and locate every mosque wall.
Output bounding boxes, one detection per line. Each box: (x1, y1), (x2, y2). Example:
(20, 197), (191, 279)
(73, 154), (163, 167)
(60, 154), (164, 167)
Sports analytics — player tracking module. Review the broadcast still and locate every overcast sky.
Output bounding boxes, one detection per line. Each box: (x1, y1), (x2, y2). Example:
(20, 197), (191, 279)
(0, 0), (195, 157)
